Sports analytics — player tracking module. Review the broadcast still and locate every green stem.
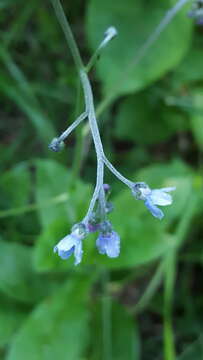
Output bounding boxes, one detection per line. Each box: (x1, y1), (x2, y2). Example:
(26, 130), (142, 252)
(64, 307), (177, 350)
(50, 0), (84, 72)
(49, 0), (105, 222)
(85, 27), (117, 73)
(72, 80), (84, 178)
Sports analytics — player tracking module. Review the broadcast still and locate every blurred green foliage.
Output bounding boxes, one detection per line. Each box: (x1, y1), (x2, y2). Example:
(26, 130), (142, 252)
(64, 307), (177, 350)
(1, 0), (203, 359)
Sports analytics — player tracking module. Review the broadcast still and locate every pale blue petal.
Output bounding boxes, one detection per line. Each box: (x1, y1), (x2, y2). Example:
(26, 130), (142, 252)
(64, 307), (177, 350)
(54, 234), (76, 253)
(106, 232), (120, 258)
(160, 187), (176, 192)
(54, 234), (83, 264)
(96, 231), (120, 258)
(96, 235), (106, 254)
(58, 248), (74, 260)
(150, 190), (172, 206)
(74, 238), (83, 265)
(144, 198), (164, 220)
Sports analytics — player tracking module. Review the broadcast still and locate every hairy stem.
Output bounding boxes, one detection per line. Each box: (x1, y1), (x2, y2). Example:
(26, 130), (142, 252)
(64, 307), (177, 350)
(103, 155), (134, 188)
(50, 0), (105, 220)
(50, 0), (84, 71)
(59, 111), (87, 142)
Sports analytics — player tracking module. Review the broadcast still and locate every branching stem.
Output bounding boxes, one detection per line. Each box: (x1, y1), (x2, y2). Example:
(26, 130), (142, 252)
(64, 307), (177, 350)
(49, 0), (185, 223)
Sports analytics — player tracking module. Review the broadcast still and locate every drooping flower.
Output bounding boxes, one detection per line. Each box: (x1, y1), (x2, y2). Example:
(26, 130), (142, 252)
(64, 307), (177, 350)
(132, 182), (176, 220)
(96, 221), (120, 258)
(96, 231), (120, 258)
(54, 234), (82, 265)
(54, 223), (86, 265)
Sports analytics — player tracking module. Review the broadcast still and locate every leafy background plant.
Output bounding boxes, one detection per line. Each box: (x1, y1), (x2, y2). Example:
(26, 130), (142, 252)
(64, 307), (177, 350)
(1, 0), (203, 359)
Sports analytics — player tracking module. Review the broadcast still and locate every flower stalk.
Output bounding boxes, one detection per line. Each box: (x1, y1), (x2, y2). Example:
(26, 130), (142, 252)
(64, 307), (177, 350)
(49, 0), (176, 265)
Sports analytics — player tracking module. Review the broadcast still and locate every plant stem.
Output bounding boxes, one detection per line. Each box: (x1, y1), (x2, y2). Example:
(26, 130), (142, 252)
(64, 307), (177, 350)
(84, 158), (104, 222)
(103, 155), (134, 188)
(98, 186), (107, 221)
(58, 111), (87, 143)
(50, 0), (84, 72)
(72, 80), (84, 177)
(49, 0), (105, 220)
(85, 27), (117, 73)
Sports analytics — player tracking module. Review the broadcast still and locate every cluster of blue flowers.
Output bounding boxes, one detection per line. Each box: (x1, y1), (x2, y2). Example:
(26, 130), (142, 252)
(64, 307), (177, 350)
(54, 183), (175, 265)
(54, 184), (120, 265)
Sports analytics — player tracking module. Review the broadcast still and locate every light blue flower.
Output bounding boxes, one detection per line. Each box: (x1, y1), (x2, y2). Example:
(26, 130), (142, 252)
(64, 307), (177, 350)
(54, 234), (83, 265)
(96, 231), (120, 258)
(132, 182), (176, 220)
(54, 223), (86, 265)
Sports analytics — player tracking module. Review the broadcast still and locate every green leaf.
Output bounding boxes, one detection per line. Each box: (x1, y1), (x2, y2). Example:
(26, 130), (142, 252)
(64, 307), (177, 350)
(86, 0), (192, 98)
(90, 300), (140, 360)
(0, 240), (59, 303)
(0, 296), (27, 347)
(7, 276), (92, 360)
(35, 159), (91, 228)
(115, 92), (187, 145)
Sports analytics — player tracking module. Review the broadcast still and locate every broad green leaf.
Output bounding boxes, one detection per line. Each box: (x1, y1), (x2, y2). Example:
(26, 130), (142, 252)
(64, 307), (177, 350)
(90, 300), (140, 360)
(86, 0), (192, 98)
(35, 159), (91, 228)
(0, 296), (27, 347)
(7, 276), (92, 360)
(0, 240), (59, 303)
(115, 92), (187, 145)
